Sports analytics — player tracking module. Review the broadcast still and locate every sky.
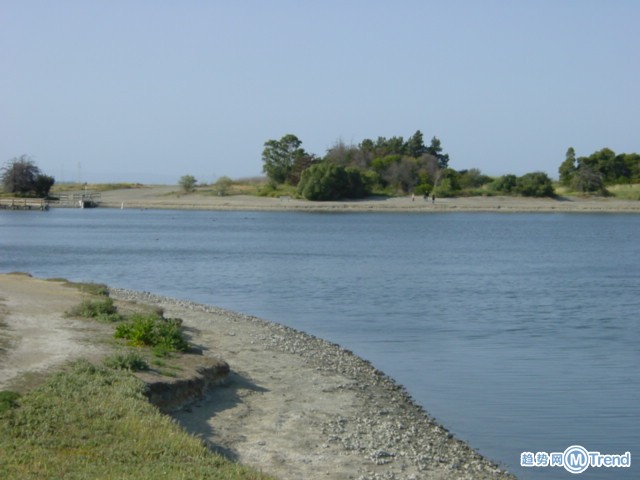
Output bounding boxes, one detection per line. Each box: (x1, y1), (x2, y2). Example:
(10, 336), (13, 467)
(2, 1), (639, 184)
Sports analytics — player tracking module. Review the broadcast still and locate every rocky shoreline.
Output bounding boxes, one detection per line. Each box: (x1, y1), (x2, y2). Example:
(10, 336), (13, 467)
(110, 288), (517, 480)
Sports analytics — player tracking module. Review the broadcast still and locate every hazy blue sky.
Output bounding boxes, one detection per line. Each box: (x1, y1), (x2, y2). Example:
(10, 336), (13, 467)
(2, 1), (639, 184)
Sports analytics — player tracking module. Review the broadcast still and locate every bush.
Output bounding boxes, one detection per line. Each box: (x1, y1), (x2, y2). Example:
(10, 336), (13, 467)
(489, 174), (518, 194)
(115, 313), (189, 352)
(298, 162), (371, 200)
(67, 297), (123, 322)
(103, 351), (149, 371)
(213, 176), (234, 196)
(178, 175), (197, 193)
(515, 171), (555, 197)
(77, 282), (109, 296)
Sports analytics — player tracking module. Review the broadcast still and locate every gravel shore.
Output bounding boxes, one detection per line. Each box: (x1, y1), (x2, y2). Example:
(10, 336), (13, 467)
(110, 288), (517, 480)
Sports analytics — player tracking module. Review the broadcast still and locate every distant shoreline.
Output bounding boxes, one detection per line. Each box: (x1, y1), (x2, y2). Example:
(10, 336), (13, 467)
(90, 185), (640, 213)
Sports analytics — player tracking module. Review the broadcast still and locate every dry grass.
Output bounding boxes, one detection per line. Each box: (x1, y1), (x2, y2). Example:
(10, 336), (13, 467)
(608, 183), (640, 200)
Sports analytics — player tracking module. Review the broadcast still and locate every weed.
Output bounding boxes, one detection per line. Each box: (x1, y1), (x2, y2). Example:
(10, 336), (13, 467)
(103, 351), (149, 371)
(67, 297), (123, 322)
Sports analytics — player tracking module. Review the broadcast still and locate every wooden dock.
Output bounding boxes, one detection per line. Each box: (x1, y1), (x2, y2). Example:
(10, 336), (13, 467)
(49, 191), (101, 208)
(0, 198), (50, 210)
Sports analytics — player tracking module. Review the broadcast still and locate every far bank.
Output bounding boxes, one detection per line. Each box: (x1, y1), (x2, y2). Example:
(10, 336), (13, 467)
(91, 185), (640, 213)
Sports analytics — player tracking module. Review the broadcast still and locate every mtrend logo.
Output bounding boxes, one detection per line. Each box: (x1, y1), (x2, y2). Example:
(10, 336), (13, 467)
(521, 445), (631, 474)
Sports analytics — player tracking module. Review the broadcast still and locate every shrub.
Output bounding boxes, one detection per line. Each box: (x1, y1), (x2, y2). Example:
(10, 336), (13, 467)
(178, 175), (197, 193)
(103, 351), (149, 371)
(298, 162), (371, 200)
(67, 297), (123, 322)
(213, 176), (234, 196)
(115, 313), (188, 352)
(516, 171), (555, 197)
(489, 174), (518, 194)
(77, 282), (109, 296)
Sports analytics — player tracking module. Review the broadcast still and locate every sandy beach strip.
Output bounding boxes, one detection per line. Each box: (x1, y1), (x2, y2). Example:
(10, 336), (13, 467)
(92, 186), (640, 213)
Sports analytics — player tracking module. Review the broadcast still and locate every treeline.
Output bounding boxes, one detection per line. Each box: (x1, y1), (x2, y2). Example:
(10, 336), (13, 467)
(558, 147), (640, 194)
(262, 131), (556, 200)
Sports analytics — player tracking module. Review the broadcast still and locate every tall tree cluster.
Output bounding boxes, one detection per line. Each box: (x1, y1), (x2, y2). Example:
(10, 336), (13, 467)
(262, 130), (452, 199)
(559, 147), (640, 193)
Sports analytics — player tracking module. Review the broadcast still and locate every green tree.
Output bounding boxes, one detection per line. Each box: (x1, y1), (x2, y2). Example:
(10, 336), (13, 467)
(426, 136), (450, 169)
(581, 148), (627, 184)
(261, 134), (306, 185)
(1, 155), (55, 197)
(559, 147), (577, 186)
(571, 164), (606, 193)
(289, 153), (318, 185)
(515, 172), (555, 197)
(622, 153), (640, 182)
(33, 174), (55, 197)
(405, 130), (426, 158)
(178, 175), (197, 193)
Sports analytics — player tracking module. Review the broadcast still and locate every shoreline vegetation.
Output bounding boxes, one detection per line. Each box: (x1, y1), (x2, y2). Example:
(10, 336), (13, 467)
(0, 273), (516, 479)
(53, 183), (640, 213)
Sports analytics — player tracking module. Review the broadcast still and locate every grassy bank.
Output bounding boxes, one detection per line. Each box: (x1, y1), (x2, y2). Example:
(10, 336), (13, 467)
(0, 278), (274, 479)
(0, 360), (273, 479)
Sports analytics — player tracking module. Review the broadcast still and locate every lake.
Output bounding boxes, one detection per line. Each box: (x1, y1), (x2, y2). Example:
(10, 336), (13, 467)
(1, 208), (638, 479)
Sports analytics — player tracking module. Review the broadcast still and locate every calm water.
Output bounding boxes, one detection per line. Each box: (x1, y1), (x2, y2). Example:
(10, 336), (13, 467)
(1, 208), (638, 479)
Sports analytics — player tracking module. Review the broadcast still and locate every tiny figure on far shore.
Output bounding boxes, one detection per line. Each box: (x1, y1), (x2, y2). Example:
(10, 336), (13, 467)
(432, 193), (435, 204)
(411, 193), (415, 202)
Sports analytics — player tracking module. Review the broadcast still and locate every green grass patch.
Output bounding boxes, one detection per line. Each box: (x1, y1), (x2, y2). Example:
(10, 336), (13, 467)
(256, 183), (299, 198)
(0, 360), (274, 480)
(0, 391), (21, 414)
